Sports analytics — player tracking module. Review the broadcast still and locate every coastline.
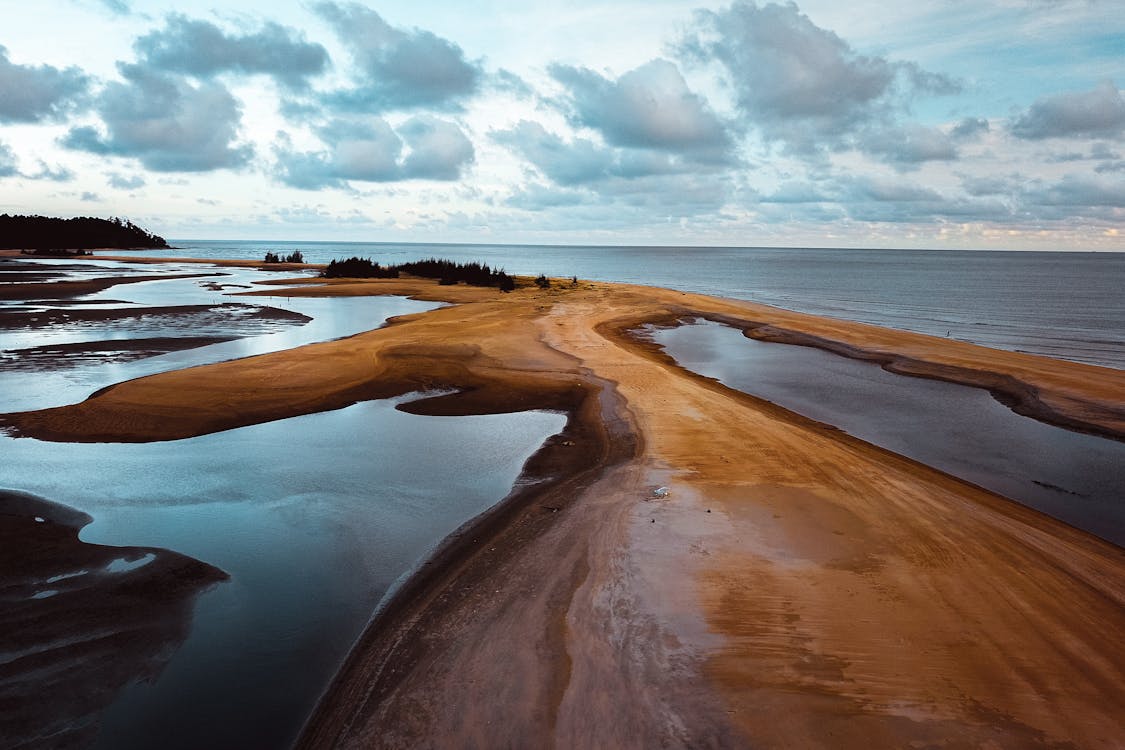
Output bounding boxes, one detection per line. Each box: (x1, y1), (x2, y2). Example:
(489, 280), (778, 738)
(3, 261), (1123, 747)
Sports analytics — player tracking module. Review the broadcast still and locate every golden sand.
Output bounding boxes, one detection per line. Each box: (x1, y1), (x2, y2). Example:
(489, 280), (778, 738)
(5, 270), (1123, 748)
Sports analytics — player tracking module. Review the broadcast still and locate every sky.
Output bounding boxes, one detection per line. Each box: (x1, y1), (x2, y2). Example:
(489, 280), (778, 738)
(0, 0), (1122, 249)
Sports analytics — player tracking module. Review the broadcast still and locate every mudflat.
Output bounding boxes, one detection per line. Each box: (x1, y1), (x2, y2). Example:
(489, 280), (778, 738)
(4, 268), (1122, 748)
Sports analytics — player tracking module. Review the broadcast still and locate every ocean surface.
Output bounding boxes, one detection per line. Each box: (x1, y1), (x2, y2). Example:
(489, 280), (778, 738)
(134, 240), (1125, 370)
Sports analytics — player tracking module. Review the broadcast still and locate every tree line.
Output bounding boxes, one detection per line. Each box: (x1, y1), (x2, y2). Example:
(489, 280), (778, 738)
(263, 250), (305, 264)
(322, 256), (517, 291)
(0, 214), (169, 250)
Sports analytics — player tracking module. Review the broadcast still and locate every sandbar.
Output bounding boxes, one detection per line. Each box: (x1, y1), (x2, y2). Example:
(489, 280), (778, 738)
(3, 265), (1122, 748)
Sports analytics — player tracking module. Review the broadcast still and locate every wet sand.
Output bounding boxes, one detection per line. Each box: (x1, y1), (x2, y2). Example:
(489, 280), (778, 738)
(3, 269), (1123, 748)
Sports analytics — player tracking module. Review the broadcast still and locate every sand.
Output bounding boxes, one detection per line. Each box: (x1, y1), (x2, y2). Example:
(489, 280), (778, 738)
(3, 269), (1123, 748)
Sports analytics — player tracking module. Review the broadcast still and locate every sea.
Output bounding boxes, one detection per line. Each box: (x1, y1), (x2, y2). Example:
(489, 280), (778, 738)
(135, 241), (1125, 370)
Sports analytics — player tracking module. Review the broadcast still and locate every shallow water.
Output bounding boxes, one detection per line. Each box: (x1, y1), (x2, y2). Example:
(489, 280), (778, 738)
(1, 258), (566, 747)
(128, 241), (1125, 370)
(648, 319), (1125, 547)
(0, 400), (566, 749)
(0, 260), (437, 411)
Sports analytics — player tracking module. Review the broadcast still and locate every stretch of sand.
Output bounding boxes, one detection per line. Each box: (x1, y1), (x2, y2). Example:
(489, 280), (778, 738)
(4, 268), (1123, 748)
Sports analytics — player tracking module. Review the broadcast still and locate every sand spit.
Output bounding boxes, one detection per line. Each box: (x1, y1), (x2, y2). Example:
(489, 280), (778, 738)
(0, 272), (220, 301)
(3, 271), (1123, 748)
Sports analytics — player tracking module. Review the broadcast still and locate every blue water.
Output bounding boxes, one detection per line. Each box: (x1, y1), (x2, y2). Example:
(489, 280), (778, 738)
(128, 240), (1125, 370)
(649, 319), (1125, 547)
(1, 400), (565, 750)
(0, 260), (565, 748)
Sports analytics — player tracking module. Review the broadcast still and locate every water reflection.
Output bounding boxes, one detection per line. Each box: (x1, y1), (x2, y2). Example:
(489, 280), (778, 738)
(0, 260), (439, 412)
(1, 258), (564, 747)
(0, 490), (226, 750)
(0, 400), (566, 749)
(648, 319), (1125, 547)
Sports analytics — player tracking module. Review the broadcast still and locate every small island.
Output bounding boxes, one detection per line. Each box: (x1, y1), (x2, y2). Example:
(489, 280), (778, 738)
(0, 214), (169, 252)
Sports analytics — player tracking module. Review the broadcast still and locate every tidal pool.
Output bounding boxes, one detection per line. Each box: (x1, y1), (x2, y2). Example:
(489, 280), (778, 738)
(0, 398), (566, 749)
(647, 319), (1125, 547)
(0, 260), (439, 412)
(1, 258), (564, 747)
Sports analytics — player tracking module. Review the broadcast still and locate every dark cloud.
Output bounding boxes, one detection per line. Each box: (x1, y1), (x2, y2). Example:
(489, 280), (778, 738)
(678, 1), (958, 154)
(61, 64), (253, 172)
(549, 59), (733, 163)
(0, 46), (90, 123)
(273, 116), (474, 189)
(1011, 81), (1125, 140)
(0, 141), (17, 177)
(107, 172), (146, 189)
(314, 2), (481, 111)
(951, 117), (990, 140)
(134, 15), (329, 89)
(858, 124), (958, 170)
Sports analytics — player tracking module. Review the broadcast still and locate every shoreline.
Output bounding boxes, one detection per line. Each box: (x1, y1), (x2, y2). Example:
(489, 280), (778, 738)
(3, 260), (1124, 747)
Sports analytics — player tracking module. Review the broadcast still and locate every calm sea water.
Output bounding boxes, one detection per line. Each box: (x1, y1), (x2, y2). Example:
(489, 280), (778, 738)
(132, 240), (1125, 370)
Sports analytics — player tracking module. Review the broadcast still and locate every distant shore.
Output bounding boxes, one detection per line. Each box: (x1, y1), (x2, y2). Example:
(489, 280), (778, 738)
(3, 256), (1123, 748)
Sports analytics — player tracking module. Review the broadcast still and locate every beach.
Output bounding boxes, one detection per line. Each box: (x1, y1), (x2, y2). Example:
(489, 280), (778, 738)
(3, 257), (1122, 748)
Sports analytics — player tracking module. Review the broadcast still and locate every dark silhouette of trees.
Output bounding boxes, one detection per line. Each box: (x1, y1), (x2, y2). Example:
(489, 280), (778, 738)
(0, 214), (169, 250)
(321, 256), (517, 291)
(322, 257), (399, 278)
(263, 250), (305, 264)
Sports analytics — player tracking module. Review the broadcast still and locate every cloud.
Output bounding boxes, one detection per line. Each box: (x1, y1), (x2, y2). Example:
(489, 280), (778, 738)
(273, 116), (474, 188)
(760, 181), (830, 203)
(951, 117), (990, 140)
(493, 120), (724, 187)
(493, 121), (613, 186)
(1011, 81), (1125, 140)
(107, 172), (146, 189)
(858, 124), (958, 170)
(98, 0), (131, 15)
(0, 141), (17, 177)
(494, 121), (731, 214)
(62, 64), (253, 172)
(398, 116), (475, 180)
(834, 176), (1010, 223)
(28, 162), (75, 181)
(314, 2), (481, 111)
(549, 59), (733, 163)
(1025, 174), (1125, 207)
(0, 46), (90, 123)
(960, 174), (1019, 197)
(678, 1), (958, 154)
(133, 15), (329, 89)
